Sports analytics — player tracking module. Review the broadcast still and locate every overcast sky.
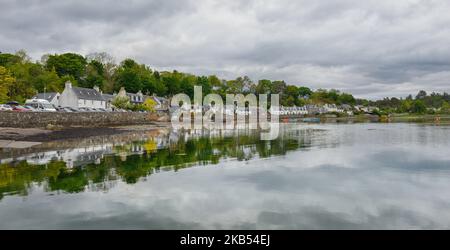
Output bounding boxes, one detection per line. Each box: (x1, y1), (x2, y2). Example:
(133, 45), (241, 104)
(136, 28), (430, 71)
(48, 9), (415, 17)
(1, 0), (450, 99)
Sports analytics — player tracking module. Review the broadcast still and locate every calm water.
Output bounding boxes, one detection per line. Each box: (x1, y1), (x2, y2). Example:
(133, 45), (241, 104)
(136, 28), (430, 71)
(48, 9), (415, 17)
(1, 123), (450, 229)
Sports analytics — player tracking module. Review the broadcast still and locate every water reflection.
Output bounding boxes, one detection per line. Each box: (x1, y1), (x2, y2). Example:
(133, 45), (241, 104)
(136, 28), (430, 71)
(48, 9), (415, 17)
(0, 126), (324, 200)
(1, 123), (450, 229)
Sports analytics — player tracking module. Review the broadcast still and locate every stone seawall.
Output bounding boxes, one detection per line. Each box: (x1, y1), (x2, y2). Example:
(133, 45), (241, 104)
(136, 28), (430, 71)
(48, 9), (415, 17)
(0, 112), (161, 128)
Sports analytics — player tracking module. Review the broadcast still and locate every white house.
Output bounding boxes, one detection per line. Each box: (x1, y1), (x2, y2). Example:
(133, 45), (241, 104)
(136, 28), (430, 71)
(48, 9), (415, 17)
(323, 104), (339, 113)
(355, 105), (379, 114)
(59, 81), (106, 109)
(32, 92), (60, 106)
(149, 95), (169, 110)
(116, 87), (146, 104)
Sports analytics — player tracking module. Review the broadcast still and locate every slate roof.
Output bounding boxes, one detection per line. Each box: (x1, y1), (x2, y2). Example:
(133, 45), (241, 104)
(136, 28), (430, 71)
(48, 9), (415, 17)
(72, 87), (105, 101)
(33, 92), (58, 102)
(102, 94), (115, 101)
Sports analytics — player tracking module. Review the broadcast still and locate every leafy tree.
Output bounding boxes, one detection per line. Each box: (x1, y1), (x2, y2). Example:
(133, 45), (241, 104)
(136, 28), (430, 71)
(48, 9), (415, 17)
(162, 70), (183, 96)
(398, 99), (411, 113)
(255, 79), (272, 94)
(112, 96), (132, 110)
(298, 86), (312, 98)
(86, 52), (117, 93)
(197, 76), (212, 96)
(337, 93), (356, 105)
(411, 100), (426, 114)
(33, 68), (63, 93)
(83, 60), (105, 89)
(441, 101), (450, 114)
(4, 62), (35, 102)
(0, 53), (21, 67)
(416, 90), (427, 100)
(270, 80), (287, 95)
(114, 59), (144, 93)
(45, 53), (87, 82)
(143, 98), (157, 112)
(0, 66), (15, 102)
(285, 85), (299, 98)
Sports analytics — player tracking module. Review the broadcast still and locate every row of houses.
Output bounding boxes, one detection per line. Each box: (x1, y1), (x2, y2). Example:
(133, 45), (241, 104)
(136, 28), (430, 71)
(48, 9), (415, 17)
(271, 104), (379, 116)
(33, 81), (169, 110)
(33, 82), (378, 115)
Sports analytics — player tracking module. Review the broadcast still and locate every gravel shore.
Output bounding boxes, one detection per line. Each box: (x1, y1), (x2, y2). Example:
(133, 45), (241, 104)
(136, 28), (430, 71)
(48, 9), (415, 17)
(0, 122), (170, 143)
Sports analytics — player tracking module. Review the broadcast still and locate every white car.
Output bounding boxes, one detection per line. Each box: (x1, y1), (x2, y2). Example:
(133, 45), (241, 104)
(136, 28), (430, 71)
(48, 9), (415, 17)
(0, 104), (13, 111)
(24, 99), (57, 112)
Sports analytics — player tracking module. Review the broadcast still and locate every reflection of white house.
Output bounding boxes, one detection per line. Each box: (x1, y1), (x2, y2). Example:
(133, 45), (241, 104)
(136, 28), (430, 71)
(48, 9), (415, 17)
(59, 81), (106, 109)
(32, 92), (60, 106)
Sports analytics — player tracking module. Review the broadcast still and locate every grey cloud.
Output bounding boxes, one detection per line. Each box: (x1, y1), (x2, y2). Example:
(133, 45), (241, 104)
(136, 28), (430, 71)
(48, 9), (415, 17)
(1, 0), (450, 99)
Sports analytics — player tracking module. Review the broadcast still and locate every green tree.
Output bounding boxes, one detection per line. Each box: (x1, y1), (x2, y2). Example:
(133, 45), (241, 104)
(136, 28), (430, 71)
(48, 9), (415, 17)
(338, 93), (356, 105)
(83, 60), (105, 89)
(5, 62), (36, 102)
(143, 98), (157, 112)
(0, 66), (15, 102)
(255, 79), (272, 94)
(33, 68), (63, 93)
(270, 80), (287, 95)
(162, 70), (183, 96)
(86, 52), (117, 93)
(45, 53), (87, 82)
(114, 59), (143, 93)
(197, 76), (212, 96)
(441, 101), (450, 114)
(112, 96), (132, 110)
(416, 90), (427, 100)
(298, 86), (312, 98)
(411, 100), (426, 114)
(0, 53), (21, 67)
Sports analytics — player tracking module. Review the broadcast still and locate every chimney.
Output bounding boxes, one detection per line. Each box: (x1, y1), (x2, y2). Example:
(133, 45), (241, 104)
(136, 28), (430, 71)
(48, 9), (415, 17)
(118, 87), (126, 97)
(65, 81), (72, 89)
(93, 85), (102, 94)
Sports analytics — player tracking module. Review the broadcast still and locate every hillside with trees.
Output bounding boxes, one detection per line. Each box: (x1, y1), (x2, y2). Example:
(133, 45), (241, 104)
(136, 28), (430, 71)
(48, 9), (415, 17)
(0, 50), (449, 114)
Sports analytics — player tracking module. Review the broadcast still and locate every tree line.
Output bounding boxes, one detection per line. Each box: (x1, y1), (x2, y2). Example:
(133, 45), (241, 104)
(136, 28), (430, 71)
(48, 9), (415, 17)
(0, 50), (449, 114)
(0, 50), (355, 106)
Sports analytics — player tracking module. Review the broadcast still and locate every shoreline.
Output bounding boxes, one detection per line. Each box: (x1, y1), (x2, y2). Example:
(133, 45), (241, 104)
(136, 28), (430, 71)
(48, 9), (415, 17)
(1, 114), (449, 144)
(0, 122), (170, 143)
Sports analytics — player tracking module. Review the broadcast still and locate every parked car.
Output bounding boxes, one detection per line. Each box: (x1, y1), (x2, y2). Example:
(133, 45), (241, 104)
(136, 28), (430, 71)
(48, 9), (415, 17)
(12, 105), (31, 112)
(6, 101), (19, 106)
(24, 99), (57, 112)
(62, 107), (78, 112)
(79, 107), (94, 112)
(24, 105), (38, 112)
(0, 104), (13, 111)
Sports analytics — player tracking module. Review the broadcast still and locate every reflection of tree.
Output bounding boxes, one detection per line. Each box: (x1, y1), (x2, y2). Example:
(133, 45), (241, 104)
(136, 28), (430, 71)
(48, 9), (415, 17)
(0, 130), (306, 200)
(48, 166), (88, 193)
